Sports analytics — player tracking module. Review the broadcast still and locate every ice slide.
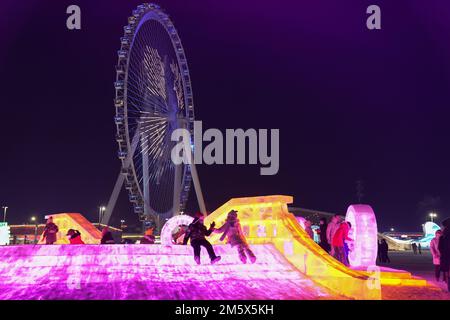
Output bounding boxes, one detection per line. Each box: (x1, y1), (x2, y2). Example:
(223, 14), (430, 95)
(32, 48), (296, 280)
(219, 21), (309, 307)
(203, 195), (428, 299)
(0, 196), (427, 300)
(0, 242), (344, 300)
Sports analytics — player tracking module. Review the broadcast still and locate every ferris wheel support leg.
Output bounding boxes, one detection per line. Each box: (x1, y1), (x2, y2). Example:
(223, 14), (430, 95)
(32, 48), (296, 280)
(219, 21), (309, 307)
(189, 161), (207, 216)
(173, 163), (182, 215)
(101, 172), (125, 225)
(142, 137), (150, 217)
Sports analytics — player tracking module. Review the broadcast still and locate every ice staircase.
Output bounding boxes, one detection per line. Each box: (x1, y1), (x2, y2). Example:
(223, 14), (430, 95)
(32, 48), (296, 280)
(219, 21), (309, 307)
(0, 244), (337, 300)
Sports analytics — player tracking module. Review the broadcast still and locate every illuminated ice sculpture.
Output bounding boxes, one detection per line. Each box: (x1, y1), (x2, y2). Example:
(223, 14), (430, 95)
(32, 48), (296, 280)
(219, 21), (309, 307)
(345, 205), (378, 267)
(160, 215), (193, 246)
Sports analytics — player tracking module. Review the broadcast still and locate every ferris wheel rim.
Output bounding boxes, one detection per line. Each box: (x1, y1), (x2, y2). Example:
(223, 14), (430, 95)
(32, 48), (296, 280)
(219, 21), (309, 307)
(114, 3), (195, 219)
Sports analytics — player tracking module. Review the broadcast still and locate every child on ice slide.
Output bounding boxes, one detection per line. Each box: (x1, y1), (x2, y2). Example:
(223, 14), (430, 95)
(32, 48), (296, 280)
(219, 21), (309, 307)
(215, 210), (257, 264)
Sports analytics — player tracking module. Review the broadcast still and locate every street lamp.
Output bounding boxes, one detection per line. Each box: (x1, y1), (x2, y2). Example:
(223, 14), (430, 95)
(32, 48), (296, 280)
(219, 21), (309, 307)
(31, 216), (37, 244)
(98, 206), (106, 226)
(390, 228), (395, 232)
(2, 206), (7, 222)
(429, 212), (437, 223)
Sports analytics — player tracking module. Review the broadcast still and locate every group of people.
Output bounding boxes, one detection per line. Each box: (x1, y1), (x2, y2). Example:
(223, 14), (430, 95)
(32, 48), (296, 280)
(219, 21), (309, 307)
(412, 242), (422, 255)
(430, 218), (450, 291)
(317, 214), (353, 266)
(183, 210), (256, 265)
(41, 216), (117, 245)
(41, 211), (257, 266)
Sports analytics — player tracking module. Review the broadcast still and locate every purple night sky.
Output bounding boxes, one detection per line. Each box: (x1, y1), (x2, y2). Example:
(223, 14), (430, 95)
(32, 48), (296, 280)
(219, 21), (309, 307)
(1, 0), (450, 232)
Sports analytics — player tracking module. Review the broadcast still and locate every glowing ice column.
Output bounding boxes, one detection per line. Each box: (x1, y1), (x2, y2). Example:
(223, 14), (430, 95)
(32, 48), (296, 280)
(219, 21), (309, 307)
(345, 205), (378, 267)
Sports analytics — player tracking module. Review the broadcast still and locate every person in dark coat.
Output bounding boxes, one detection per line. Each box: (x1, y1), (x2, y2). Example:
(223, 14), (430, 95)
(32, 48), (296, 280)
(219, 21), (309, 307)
(183, 212), (221, 265)
(101, 226), (115, 244)
(418, 243), (422, 254)
(377, 240), (382, 263)
(43, 216), (59, 245)
(412, 242), (418, 254)
(318, 218), (330, 253)
(379, 239), (390, 263)
(438, 218), (450, 291)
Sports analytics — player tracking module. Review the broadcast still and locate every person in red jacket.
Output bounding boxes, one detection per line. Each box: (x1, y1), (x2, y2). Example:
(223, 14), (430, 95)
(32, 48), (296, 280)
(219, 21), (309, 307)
(332, 221), (353, 266)
(66, 229), (85, 244)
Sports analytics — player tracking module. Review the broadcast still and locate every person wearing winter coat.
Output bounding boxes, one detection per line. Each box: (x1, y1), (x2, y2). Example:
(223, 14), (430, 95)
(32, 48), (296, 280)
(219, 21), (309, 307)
(43, 216), (59, 245)
(304, 219), (314, 239)
(215, 210), (256, 264)
(101, 226), (115, 244)
(327, 215), (342, 256)
(319, 217), (330, 253)
(66, 229), (85, 244)
(141, 227), (156, 244)
(438, 218), (450, 291)
(412, 242), (418, 254)
(183, 212), (221, 265)
(331, 221), (352, 266)
(430, 230), (442, 282)
(379, 239), (390, 263)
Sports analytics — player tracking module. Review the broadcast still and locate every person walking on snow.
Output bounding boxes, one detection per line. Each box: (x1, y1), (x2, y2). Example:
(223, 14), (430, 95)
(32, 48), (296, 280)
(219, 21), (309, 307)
(412, 242), (418, 254)
(430, 230), (442, 282)
(183, 212), (221, 265)
(215, 210), (256, 264)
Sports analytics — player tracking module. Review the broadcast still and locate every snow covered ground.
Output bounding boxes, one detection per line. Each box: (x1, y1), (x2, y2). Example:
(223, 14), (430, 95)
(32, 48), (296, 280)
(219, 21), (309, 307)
(379, 250), (450, 300)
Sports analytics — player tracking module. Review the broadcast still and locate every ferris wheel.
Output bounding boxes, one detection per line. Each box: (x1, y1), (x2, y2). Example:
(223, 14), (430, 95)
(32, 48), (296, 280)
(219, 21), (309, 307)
(111, 3), (205, 229)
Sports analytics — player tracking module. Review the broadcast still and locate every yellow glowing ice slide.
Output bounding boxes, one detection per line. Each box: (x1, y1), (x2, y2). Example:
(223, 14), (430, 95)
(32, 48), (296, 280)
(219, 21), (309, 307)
(205, 195), (427, 300)
(37, 213), (102, 244)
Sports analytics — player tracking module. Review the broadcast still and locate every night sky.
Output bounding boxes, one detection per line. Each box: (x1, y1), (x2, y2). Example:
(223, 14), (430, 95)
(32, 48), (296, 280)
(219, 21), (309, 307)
(1, 0), (450, 232)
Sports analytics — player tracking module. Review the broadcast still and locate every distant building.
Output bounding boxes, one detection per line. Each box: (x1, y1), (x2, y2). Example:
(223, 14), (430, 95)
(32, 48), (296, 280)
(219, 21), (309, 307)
(8, 224), (45, 244)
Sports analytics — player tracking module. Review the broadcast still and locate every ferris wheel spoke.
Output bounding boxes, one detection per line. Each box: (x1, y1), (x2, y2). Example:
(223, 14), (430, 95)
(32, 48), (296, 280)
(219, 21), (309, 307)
(126, 77), (169, 114)
(128, 46), (171, 112)
(127, 63), (168, 107)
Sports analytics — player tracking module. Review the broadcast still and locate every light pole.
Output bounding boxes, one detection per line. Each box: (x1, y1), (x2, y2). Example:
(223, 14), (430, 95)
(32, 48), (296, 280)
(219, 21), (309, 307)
(31, 216), (37, 244)
(98, 206), (106, 226)
(429, 212), (437, 223)
(2, 206), (7, 222)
